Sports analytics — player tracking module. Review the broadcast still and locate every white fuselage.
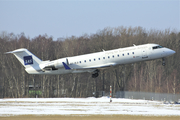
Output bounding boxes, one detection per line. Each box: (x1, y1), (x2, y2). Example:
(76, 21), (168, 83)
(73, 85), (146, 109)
(25, 43), (175, 75)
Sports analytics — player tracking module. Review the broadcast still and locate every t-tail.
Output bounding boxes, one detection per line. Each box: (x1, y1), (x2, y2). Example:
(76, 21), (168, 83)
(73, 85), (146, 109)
(6, 48), (42, 74)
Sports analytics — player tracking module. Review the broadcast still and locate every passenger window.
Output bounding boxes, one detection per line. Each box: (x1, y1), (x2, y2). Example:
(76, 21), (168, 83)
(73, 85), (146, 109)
(79, 61), (81, 63)
(112, 55), (114, 58)
(108, 56), (110, 58)
(94, 59), (96, 61)
(103, 57), (105, 59)
(127, 53), (129, 55)
(122, 54), (124, 56)
(89, 59), (91, 62)
(84, 60), (86, 62)
(117, 54), (119, 57)
(132, 52), (134, 54)
(99, 58), (100, 60)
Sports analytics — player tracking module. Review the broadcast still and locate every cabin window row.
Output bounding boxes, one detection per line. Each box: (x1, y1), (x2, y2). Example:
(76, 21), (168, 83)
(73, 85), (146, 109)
(73, 52), (135, 64)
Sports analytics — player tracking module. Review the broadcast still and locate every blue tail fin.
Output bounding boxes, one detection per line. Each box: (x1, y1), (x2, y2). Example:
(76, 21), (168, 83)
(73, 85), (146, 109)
(6, 48), (42, 68)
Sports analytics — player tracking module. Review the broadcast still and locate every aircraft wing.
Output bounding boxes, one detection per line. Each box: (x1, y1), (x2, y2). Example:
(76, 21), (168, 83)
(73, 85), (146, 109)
(62, 62), (117, 70)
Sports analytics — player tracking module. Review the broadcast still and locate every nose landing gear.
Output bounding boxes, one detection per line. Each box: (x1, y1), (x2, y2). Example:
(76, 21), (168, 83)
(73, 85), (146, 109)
(92, 69), (99, 78)
(162, 58), (166, 66)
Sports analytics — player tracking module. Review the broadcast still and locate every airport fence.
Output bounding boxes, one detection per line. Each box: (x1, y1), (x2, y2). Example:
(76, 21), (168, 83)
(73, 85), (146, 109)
(115, 91), (180, 103)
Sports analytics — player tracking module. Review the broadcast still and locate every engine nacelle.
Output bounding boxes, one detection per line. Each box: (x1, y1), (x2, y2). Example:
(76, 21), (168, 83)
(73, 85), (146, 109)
(40, 58), (68, 70)
(54, 58), (67, 69)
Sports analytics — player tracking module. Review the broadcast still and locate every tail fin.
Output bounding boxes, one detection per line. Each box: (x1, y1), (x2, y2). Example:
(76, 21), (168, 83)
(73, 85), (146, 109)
(6, 48), (42, 69)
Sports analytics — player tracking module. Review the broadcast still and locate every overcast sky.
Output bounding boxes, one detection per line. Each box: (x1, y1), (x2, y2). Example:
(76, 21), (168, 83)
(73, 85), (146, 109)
(0, 0), (179, 40)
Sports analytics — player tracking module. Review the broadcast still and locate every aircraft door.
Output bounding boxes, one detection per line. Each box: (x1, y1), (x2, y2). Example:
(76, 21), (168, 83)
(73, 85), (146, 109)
(142, 49), (148, 59)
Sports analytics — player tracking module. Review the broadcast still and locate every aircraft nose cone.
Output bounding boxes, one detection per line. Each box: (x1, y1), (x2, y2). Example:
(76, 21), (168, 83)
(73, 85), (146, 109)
(172, 50), (176, 54)
(168, 49), (176, 56)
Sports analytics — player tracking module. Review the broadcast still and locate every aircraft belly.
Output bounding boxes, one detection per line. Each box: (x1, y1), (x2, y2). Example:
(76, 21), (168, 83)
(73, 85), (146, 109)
(35, 69), (71, 75)
(41, 68), (93, 75)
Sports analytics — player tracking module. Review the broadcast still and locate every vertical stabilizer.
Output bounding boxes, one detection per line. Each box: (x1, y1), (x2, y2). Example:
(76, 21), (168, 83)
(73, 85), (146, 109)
(6, 48), (42, 69)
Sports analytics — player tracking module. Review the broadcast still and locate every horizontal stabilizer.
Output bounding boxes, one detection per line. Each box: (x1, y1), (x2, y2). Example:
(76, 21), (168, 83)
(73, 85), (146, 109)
(5, 48), (26, 54)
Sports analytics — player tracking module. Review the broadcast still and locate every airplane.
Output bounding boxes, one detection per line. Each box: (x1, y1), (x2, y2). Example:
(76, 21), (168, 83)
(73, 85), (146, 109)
(6, 43), (175, 78)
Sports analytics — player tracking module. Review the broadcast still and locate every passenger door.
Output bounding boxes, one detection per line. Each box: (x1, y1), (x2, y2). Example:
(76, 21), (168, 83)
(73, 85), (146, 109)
(142, 49), (148, 59)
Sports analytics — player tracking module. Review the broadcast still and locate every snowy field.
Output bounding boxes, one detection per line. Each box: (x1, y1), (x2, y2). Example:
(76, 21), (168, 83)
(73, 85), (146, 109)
(0, 97), (180, 116)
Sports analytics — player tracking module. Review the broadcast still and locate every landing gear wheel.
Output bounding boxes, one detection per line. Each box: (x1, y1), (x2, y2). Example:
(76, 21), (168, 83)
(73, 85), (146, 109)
(92, 73), (99, 78)
(92, 70), (99, 78)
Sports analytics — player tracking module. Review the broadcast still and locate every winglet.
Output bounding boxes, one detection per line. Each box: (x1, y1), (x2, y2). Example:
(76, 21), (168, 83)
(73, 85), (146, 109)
(62, 62), (71, 70)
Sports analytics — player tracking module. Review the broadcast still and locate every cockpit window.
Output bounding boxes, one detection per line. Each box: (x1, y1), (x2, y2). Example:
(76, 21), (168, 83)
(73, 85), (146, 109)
(152, 46), (163, 50)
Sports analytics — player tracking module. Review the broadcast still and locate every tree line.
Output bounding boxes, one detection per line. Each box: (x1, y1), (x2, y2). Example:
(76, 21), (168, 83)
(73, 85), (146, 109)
(0, 26), (180, 98)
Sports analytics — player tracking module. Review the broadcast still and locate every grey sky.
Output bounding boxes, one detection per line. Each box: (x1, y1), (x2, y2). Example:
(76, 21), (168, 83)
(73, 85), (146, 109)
(0, 0), (179, 40)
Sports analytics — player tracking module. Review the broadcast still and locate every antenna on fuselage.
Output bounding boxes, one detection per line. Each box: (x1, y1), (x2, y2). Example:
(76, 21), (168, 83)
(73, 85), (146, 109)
(102, 49), (105, 52)
(133, 44), (136, 46)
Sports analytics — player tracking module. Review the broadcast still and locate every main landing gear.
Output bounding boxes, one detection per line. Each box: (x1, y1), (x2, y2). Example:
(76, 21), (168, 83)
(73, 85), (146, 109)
(92, 70), (99, 78)
(162, 58), (166, 66)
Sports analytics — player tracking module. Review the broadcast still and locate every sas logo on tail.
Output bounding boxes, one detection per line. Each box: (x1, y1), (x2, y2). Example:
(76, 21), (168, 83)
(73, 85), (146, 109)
(24, 56), (33, 65)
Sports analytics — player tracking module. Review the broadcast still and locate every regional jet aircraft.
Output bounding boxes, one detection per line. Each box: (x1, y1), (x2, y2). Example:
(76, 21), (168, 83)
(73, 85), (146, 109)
(6, 43), (175, 78)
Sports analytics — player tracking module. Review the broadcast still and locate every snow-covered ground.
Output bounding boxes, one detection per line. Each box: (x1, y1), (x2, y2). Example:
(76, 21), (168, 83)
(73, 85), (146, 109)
(0, 97), (180, 116)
